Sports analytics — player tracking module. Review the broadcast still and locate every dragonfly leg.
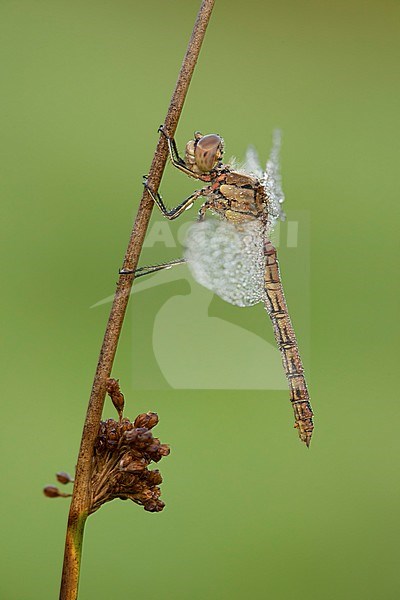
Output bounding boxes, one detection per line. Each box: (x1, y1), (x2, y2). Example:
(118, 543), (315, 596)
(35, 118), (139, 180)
(158, 125), (211, 182)
(120, 258), (186, 277)
(197, 200), (211, 221)
(144, 178), (204, 220)
(263, 241), (314, 446)
(158, 125), (184, 165)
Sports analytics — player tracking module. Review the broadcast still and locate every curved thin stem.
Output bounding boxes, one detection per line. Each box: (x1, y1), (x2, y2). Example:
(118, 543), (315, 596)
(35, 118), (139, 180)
(59, 2), (216, 598)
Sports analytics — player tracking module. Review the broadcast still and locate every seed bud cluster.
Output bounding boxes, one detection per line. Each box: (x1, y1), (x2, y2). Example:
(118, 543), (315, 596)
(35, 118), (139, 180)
(91, 413), (170, 513)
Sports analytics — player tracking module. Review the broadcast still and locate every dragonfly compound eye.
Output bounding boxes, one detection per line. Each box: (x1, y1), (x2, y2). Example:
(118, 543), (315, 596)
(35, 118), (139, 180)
(194, 134), (224, 172)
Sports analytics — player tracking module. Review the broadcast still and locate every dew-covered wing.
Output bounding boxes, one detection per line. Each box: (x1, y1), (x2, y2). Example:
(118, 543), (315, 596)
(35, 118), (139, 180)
(263, 129), (285, 227)
(184, 218), (266, 307)
(242, 145), (263, 178)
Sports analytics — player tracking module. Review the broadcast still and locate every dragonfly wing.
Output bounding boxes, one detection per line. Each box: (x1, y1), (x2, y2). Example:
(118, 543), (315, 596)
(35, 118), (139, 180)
(263, 129), (285, 227)
(184, 219), (266, 307)
(242, 145), (263, 177)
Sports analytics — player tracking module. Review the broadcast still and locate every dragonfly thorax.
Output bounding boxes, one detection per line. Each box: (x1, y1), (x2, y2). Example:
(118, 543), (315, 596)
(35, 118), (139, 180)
(185, 132), (224, 174)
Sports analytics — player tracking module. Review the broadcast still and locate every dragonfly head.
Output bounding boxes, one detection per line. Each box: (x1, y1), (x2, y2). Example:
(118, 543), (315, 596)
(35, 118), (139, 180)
(185, 132), (224, 173)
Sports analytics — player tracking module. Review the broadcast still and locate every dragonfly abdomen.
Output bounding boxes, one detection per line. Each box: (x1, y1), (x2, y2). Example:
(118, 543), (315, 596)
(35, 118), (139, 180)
(263, 241), (314, 446)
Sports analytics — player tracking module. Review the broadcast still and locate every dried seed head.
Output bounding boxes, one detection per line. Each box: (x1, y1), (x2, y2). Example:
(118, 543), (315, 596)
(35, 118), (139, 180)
(45, 380), (169, 513)
(90, 406), (170, 515)
(43, 485), (61, 498)
(136, 429), (153, 445)
(122, 458), (149, 473)
(119, 452), (134, 469)
(146, 470), (163, 485)
(144, 499), (165, 513)
(147, 438), (160, 449)
(120, 418), (134, 432)
(134, 412), (159, 430)
(56, 472), (74, 485)
(147, 441), (170, 463)
(158, 444), (170, 457)
(43, 486), (72, 499)
(106, 378), (125, 420)
(123, 428), (140, 444)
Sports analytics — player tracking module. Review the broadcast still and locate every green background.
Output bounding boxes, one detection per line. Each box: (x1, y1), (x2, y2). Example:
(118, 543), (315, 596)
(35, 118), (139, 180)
(1, 0), (399, 598)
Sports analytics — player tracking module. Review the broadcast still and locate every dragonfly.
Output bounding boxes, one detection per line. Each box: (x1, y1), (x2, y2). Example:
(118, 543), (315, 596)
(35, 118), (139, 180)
(124, 127), (314, 446)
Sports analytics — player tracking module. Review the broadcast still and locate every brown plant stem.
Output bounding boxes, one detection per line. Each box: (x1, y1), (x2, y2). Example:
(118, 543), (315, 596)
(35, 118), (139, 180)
(59, 1), (216, 598)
